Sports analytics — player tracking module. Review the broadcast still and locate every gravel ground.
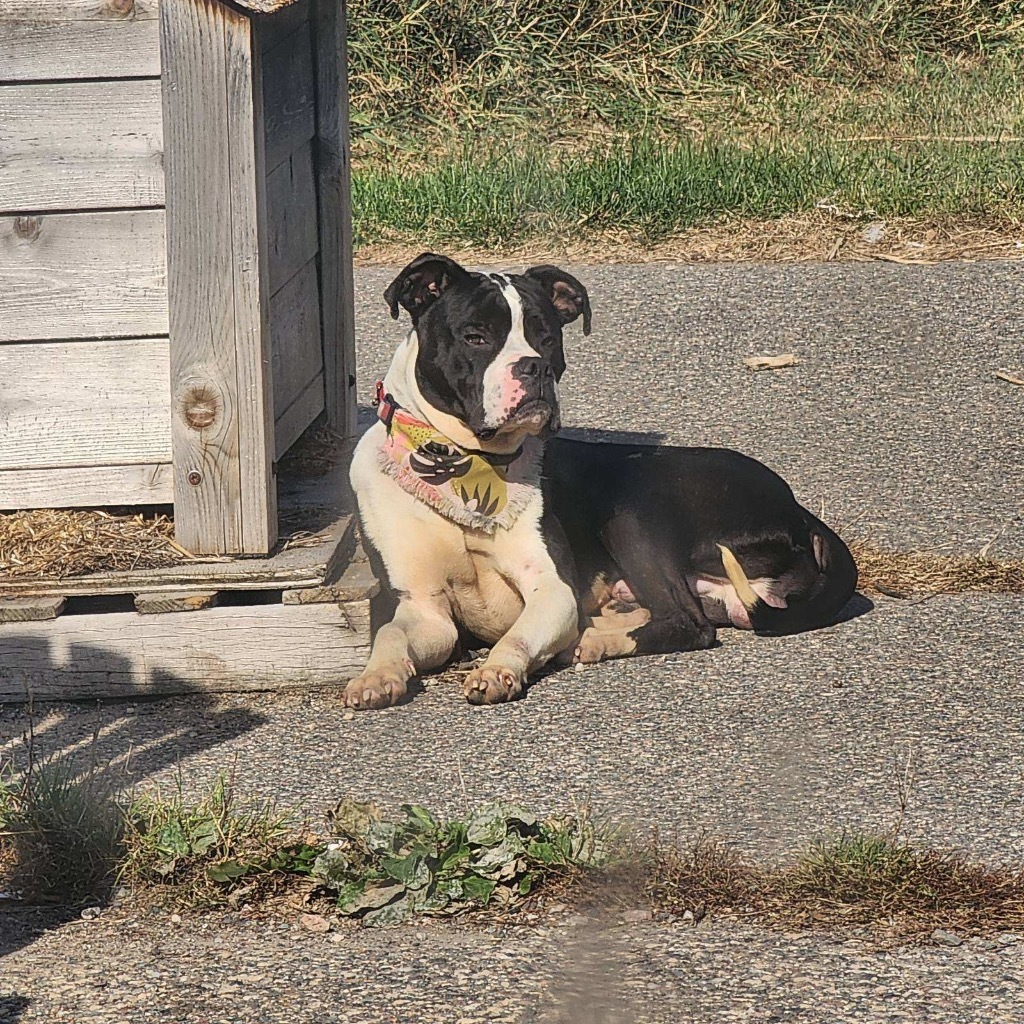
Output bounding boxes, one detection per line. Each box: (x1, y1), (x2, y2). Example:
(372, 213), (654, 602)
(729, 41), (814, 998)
(354, 261), (1024, 558)
(3, 261), (1023, 1021)
(3, 907), (1023, 1023)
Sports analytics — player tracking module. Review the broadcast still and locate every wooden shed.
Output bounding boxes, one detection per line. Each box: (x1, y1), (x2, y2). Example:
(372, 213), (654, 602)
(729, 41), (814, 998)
(0, 0), (356, 556)
(0, 0), (376, 701)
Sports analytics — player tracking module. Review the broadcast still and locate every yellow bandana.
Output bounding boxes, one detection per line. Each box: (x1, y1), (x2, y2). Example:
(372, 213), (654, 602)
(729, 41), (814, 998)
(378, 408), (541, 532)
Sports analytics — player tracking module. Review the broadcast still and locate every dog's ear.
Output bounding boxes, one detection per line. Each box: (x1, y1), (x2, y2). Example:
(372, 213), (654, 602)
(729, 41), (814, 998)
(524, 265), (592, 336)
(384, 253), (470, 322)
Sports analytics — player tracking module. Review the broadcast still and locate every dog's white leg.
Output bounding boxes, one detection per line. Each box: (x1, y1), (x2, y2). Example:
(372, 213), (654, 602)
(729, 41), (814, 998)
(463, 573), (578, 706)
(344, 594), (458, 710)
(462, 504), (580, 706)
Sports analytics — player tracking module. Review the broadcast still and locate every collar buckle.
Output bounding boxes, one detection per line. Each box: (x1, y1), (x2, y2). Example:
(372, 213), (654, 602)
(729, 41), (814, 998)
(373, 379), (398, 430)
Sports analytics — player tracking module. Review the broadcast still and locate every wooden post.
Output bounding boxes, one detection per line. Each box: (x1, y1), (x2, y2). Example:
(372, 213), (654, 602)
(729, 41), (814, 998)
(159, 0), (277, 555)
(313, 0), (357, 437)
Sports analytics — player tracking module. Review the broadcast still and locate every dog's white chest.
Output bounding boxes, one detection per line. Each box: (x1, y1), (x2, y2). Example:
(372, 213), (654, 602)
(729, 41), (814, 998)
(445, 536), (526, 643)
(352, 424), (553, 644)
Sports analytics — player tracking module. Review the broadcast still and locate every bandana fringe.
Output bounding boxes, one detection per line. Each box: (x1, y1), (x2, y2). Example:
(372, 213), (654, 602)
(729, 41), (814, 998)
(377, 445), (540, 534)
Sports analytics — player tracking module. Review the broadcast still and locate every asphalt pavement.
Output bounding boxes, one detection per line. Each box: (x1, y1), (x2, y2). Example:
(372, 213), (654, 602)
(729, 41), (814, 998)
(3, 260), (1023, 1023)
(355, 260), (1024, 558)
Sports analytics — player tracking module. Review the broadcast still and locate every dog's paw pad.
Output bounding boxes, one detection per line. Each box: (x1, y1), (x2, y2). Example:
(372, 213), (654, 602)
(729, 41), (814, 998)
(462, 666), (525, 706)
(342, 671), (408, 710)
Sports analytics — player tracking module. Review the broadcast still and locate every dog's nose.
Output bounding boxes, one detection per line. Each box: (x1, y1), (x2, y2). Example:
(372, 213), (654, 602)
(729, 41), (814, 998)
(517, 358), (552, 380)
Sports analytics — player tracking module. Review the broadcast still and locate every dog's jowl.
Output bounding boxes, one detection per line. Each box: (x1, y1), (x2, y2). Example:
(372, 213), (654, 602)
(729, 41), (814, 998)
(346, 253), (857, 710)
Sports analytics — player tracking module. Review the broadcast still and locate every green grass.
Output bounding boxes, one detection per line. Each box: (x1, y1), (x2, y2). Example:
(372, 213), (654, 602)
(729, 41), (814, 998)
(122, 777), (317, 908)
(352, 135), (1024, 248)
(347, 0), (1024, 141)
(0, 755), (125, 904)
(345, 2), (1024, 249)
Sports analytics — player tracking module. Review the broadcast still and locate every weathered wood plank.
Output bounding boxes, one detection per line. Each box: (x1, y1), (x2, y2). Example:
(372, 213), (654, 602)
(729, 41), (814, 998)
(160, 0), (276, 555)
(255, 0), (308, 52)
(274, 370), (324, 459)
(341, 598), (371, 635)
(0, 339), (171, 472)
(0, 210), (167, 342)
(312, 0), (357, 436)
(267, 142), (319, 295)
(0, 81), (163, 213)
(134, 591), (219, 614)
(0, 601), (370, 702)
(270, 258), (322, 415)
(0, 1), (159, 20)
(261, 17), (315, 171)
(282, 558), (379, 604)
(0, 597), (66, 624)
(0, 18), (161, 82)
(226, 8), (278, 555)
(0, 463), (173, 510)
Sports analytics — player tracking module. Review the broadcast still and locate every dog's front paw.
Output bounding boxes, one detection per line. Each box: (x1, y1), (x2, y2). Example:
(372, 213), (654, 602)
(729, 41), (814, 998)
(462, 666), (525, 706)
(342, 667), (410, 710)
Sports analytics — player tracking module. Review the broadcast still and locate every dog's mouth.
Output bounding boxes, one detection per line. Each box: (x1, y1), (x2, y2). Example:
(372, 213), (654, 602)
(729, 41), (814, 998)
(477, 400), (559, 442)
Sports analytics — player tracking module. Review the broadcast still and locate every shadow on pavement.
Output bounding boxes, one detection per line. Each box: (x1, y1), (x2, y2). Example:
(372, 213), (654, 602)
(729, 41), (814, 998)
(0, 994), (30, 1024)
(0, 634), (267, 974)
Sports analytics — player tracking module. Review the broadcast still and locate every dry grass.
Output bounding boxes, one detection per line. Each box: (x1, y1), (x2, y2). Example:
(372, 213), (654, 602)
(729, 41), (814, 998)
(849, 539), (1024, 598)
(354, 214), (1024, 268)
(0, 509), (188, 582)
(648, 833), (1024, 939)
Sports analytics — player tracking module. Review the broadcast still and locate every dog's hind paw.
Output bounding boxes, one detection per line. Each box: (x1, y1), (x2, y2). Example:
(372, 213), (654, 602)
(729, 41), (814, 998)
(342, 669), (409, 710)
(462, 666), (525, 706)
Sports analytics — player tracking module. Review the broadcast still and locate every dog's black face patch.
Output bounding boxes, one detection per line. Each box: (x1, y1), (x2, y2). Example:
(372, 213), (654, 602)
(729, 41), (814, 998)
(384, 254), (591, 443)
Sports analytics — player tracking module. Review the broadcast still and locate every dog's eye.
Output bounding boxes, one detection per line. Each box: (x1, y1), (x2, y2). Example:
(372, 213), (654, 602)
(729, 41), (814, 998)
(464, 333), (487, 347)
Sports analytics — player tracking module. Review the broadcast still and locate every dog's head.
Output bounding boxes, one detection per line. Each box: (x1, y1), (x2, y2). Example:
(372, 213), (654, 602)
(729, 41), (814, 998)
(384, 253), (591, 445)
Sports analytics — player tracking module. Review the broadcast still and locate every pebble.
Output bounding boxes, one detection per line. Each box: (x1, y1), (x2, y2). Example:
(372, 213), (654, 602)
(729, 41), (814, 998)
(343, 711), (355, 721)
(80, 906), (102, 921)
(622, 909), (653, 923)
(931, 929), (963, 947)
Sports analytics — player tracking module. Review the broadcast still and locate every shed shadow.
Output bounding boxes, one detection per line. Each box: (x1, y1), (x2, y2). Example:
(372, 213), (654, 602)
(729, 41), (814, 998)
(0, 634), (266, 969)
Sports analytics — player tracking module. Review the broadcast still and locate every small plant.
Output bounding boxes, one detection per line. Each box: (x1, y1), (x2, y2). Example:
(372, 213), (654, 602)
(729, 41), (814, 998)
(1, 754), (126, 904)
(122, 777), (316, 908)
(313, 799), (607, 926)
(782, 834), (1024, 926)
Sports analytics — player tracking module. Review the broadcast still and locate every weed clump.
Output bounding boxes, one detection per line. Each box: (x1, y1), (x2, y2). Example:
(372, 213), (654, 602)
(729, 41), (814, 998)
(648, 832), (1024, 937)
(122, 779), (318, 909)
(314, 799), (606, 926)
(0, 757), (125, 904)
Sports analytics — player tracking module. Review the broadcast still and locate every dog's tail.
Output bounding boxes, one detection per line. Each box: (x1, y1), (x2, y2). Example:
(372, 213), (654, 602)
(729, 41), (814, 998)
(717, 519), (858, 636)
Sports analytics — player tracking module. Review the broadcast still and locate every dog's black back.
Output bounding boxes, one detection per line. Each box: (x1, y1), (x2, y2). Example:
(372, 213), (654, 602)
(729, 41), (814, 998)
(545, 438), (858, 639)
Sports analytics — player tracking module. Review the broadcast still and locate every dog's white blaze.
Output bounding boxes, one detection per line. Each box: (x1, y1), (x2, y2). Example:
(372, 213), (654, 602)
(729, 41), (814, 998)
(481, 277), (541, 428)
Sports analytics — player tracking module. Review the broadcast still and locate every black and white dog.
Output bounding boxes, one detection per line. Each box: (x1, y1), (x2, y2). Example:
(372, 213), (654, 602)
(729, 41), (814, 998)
(345, 253), (857, 709)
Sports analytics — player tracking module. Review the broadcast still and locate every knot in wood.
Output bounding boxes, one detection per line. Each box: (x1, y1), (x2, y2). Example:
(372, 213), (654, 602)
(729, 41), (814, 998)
(181, 385), (220, 430)
(107, 0), (135, 16)
(13, 217), (42, 242)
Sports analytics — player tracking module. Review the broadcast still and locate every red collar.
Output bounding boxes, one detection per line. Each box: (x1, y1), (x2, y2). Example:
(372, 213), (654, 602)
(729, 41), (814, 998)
(373, 379), (398, 429)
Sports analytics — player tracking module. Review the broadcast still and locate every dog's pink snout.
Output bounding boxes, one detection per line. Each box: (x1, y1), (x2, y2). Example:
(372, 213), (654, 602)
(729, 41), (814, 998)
(497, 374), (527, 412)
